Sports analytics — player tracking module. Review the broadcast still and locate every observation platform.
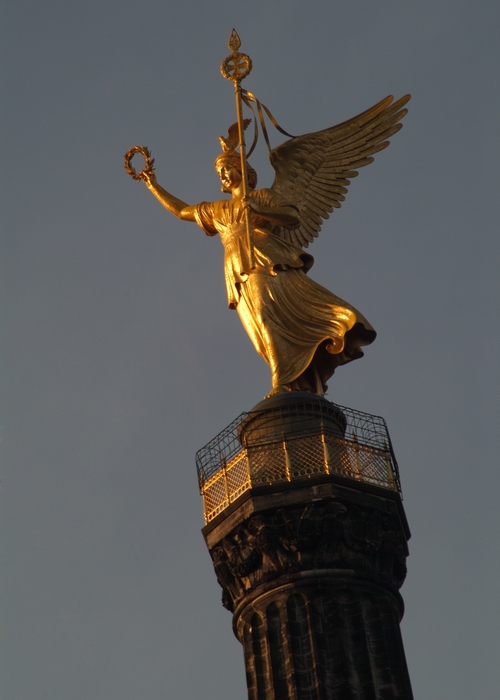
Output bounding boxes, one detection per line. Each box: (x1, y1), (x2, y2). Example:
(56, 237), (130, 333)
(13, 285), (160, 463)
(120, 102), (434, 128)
(196, 393), (401, 524)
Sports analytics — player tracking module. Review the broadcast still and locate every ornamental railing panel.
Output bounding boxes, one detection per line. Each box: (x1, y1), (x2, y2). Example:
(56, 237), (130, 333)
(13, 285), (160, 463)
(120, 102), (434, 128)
(196, 400), (401, 524)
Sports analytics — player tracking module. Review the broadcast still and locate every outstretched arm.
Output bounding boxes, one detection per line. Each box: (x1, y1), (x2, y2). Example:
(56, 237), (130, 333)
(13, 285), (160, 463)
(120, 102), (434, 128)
(143, 172), (197, 222)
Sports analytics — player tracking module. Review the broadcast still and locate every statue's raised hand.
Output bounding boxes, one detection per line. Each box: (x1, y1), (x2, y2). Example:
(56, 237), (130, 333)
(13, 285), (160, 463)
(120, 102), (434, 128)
(142, 169), (157, 189)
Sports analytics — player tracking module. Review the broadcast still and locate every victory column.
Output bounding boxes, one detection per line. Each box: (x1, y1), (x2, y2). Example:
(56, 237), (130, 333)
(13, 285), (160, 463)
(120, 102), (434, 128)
(126, 30), (414, 700)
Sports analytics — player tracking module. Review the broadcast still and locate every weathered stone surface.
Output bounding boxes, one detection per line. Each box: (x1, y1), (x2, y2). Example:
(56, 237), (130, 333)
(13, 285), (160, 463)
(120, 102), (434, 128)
(203, 470), (413, 698)
(233, 574), (413, 700)
(204, 478), (408, 613)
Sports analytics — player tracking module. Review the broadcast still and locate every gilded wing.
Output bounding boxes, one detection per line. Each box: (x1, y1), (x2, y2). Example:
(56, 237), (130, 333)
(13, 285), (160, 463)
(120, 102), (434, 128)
(270, 95), (410, 247)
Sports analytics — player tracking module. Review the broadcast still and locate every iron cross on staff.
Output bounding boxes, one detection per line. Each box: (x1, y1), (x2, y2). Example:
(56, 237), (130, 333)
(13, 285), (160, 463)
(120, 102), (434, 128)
(220, 29), (256, 270)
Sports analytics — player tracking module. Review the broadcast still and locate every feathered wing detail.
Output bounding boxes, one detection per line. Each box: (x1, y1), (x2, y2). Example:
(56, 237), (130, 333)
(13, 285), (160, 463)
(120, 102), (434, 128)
(270, 95), (410, 248)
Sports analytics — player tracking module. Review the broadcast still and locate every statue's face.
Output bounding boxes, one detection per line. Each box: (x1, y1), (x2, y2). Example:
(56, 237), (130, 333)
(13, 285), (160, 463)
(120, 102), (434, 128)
(217, 161), (242, 193)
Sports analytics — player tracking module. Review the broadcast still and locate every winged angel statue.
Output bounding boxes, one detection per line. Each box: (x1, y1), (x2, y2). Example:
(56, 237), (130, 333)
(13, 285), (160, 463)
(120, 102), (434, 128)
(132, 94), (410, 397)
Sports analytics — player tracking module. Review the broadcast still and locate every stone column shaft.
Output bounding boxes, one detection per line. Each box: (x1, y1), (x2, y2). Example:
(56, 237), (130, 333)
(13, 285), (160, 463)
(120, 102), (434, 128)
(204, 478), (413, 700)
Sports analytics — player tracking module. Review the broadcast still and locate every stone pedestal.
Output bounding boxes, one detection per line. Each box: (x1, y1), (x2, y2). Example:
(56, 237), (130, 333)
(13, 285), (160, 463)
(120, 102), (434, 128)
(200, 395), (413, 699)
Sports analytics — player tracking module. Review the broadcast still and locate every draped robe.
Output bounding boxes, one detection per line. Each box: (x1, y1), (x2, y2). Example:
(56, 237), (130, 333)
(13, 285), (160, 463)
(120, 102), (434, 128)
(194, 188), (376, 391)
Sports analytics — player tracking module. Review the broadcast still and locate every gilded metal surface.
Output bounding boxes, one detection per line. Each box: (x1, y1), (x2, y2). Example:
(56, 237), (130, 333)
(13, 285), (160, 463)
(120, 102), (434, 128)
(124, 145), (155, 181)
(124, 32), (410, 397)
(220, 29), (252, 82)
(220, 30), (255, 268)
(201, 433), (398, 524)
(197, 397), (401, 523)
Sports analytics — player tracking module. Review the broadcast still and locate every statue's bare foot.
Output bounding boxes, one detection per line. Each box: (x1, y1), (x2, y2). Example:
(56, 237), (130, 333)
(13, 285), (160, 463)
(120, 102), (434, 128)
(264, 385), (291, 399)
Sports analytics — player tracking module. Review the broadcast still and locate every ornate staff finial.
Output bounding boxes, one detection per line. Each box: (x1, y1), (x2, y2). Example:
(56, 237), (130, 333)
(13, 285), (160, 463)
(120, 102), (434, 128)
(221, 29), (253, 82)
(220, 30), (255, 268)
(228, 28), (241, 51)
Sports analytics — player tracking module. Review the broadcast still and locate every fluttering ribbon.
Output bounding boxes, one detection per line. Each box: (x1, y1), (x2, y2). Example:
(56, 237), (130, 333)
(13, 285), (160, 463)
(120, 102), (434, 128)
(241, 89), (296, 156)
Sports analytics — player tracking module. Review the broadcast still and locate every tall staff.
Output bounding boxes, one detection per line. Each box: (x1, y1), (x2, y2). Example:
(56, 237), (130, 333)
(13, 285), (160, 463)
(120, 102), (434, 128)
(220, 30), (255, 269)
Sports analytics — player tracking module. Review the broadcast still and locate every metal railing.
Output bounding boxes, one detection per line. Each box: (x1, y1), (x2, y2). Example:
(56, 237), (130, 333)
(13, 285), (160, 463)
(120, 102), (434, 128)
(196, 399), (401, 524)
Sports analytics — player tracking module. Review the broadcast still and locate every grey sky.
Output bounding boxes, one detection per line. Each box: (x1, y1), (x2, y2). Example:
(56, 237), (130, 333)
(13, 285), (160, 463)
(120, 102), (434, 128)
(2, 2), (499, 698)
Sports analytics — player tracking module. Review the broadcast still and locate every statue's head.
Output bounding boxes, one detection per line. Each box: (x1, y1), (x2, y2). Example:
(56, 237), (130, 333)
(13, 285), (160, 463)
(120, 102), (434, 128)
(215, 152), (257, 193)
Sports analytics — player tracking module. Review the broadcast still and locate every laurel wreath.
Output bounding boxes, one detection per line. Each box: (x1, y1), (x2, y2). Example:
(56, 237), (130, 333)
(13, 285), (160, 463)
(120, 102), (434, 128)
(124, 145), (155, 181)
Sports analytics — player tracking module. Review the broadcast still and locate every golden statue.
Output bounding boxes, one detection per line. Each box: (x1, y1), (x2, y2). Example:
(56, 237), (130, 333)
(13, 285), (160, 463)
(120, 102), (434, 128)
(125, 31), (410, 397)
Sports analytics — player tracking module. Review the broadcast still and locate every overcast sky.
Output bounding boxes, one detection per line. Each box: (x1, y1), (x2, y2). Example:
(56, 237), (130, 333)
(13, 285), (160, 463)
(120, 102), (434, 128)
(2, 2), (499, 699)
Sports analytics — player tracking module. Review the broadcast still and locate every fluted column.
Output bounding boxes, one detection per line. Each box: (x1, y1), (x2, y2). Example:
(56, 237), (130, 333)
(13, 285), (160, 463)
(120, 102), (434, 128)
(235, 574), (412, 700)
(204, 479), (413, 700)
(201, 394), (413, 699)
